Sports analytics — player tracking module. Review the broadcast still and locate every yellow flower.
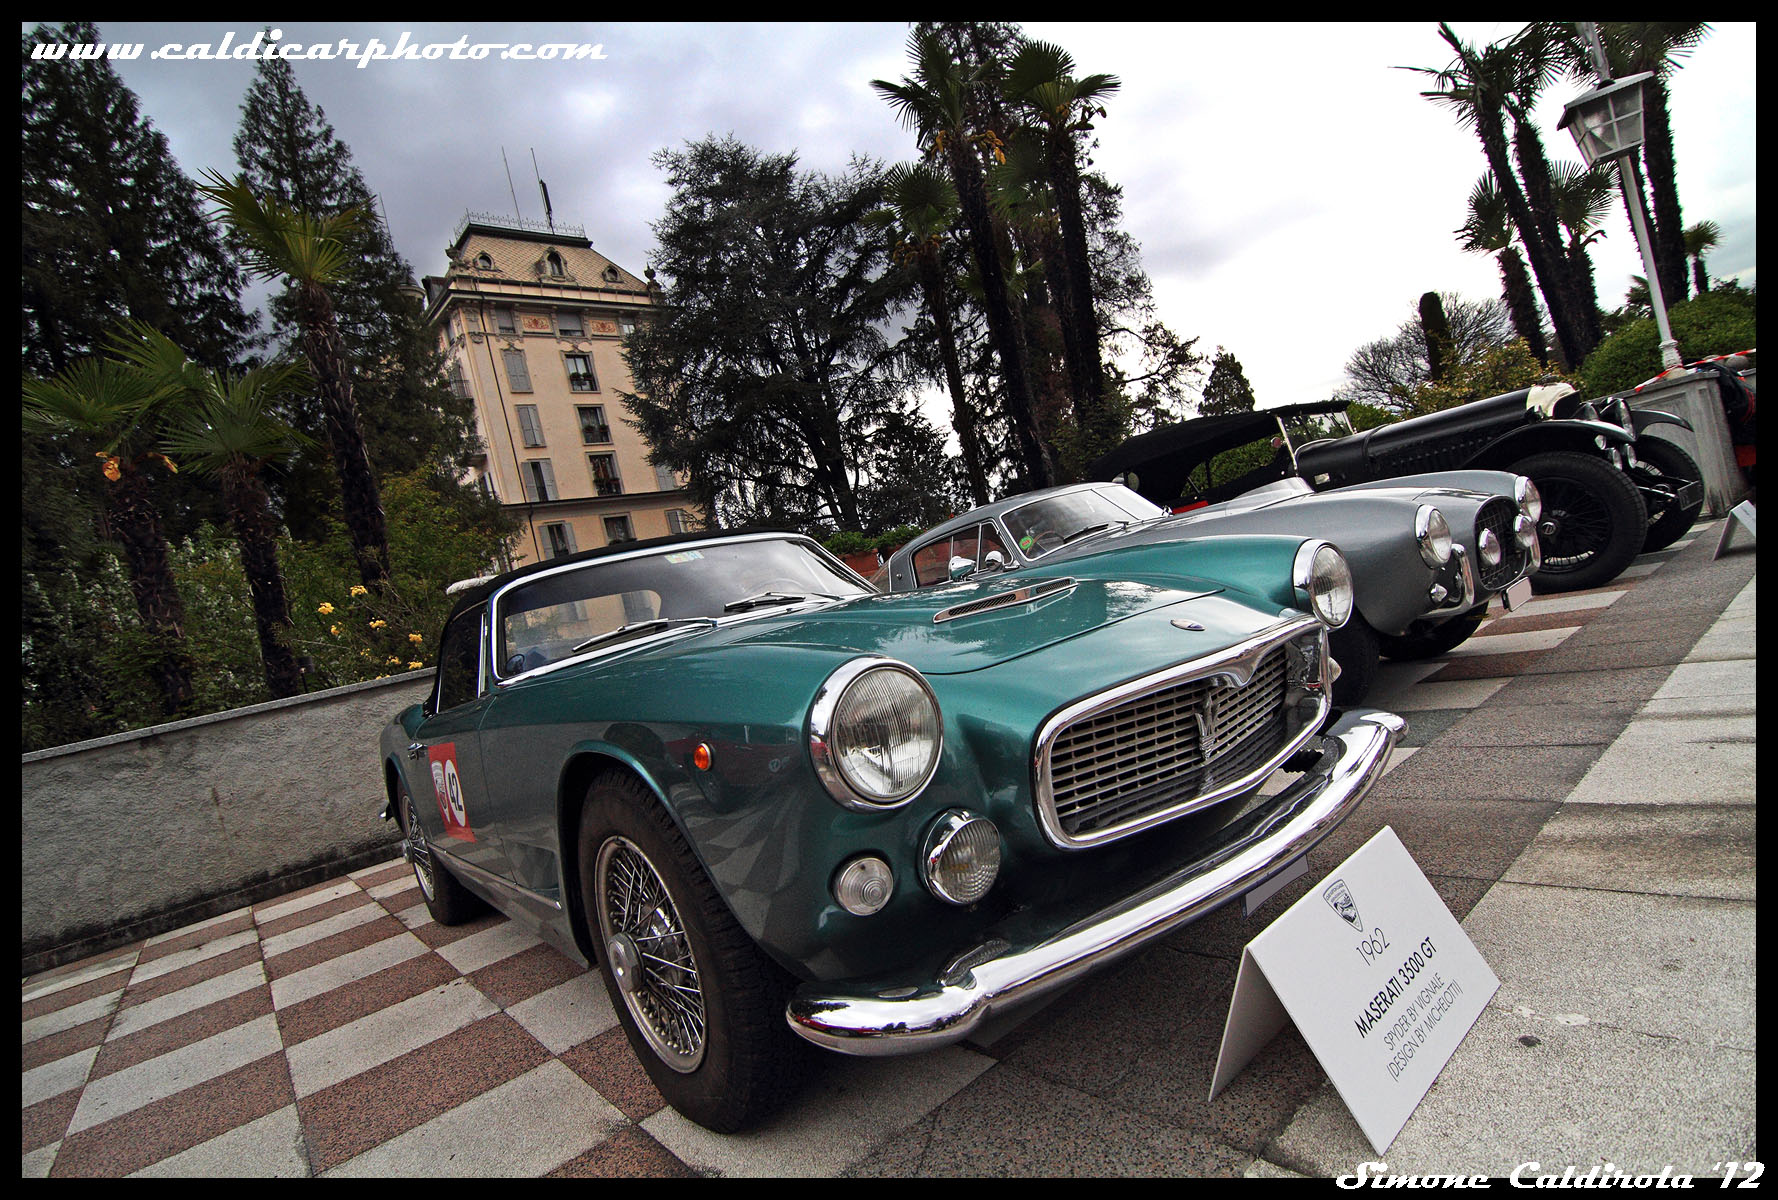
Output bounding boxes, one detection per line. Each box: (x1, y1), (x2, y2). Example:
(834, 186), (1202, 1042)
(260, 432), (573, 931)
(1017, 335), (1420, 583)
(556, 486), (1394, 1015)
(407, 661), (424, 670)
(369, 619), (387, 629)
(317, 602), (335, 615)
(408, 632), (424, 644)
(386, 656), (402, 665)
(330, 624), (341, 636)
(349, 585), (368, 597)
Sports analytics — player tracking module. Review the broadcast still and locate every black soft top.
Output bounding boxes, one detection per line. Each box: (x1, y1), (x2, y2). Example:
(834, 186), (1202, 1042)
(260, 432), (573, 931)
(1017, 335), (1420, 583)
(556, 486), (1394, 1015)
(1090, 400), (1351, 480)
(442, 527), (795, 625)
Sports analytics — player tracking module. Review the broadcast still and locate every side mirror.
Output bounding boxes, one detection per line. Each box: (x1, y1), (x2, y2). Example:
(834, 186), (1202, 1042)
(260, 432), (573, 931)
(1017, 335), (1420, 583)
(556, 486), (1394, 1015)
(948, 555), (977, 581)
(982, 550), (1007, 570)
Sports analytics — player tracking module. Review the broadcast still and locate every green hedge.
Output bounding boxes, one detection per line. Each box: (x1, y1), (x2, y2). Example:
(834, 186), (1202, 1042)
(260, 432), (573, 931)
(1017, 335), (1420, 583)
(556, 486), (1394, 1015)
(1579, 286), (1758, 396)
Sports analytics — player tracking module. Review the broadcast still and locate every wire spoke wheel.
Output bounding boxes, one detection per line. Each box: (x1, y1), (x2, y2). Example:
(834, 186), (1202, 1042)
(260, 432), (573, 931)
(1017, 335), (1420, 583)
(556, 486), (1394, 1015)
(596, 836), (707, 1072)
(403, 788), (437, 902)
(1536, 476), (1610, 569)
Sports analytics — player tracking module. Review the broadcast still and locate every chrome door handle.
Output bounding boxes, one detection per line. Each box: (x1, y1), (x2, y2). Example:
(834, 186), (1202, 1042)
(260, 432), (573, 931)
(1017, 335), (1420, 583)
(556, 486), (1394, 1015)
(407, 742), (425, 760)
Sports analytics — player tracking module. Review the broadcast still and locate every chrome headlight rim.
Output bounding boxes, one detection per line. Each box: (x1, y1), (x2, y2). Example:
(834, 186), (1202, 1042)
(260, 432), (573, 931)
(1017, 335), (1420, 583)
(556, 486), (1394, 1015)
(1515, 476), (1542, 523)
(1292, 539), (1354, 630)
(1514, 513), (1537, 550)
(1415, 505), (1454, 567)
(922, 810), (1002, 906)
(1478, 526), (1503, 567)
(809, 657), (943, 812)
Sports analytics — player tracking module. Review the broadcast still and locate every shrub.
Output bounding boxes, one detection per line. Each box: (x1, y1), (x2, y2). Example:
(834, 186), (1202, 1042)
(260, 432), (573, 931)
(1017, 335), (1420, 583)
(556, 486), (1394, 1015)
(1579, 285), (1758, 396)
(823, 530), (875, 556)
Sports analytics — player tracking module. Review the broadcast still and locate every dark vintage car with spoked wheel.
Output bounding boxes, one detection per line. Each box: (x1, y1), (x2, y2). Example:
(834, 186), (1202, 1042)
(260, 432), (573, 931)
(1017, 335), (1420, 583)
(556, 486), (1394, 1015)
(1094, 386), (1703, 594)
(379, 528), (1403, 1132)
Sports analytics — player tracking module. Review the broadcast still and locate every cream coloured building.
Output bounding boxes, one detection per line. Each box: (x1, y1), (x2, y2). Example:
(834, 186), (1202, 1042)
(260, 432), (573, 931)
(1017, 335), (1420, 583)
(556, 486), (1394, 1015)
(421, 213), (698, 568)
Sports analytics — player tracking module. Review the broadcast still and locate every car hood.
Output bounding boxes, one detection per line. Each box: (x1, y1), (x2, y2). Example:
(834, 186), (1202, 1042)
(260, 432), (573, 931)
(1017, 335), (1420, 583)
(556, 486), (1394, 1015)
(699, 575), (1238, 675)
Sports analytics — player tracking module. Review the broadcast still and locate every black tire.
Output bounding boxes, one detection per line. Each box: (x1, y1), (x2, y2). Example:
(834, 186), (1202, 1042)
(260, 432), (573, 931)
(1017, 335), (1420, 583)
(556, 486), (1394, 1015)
(1516, 451), (1648, 593)
(1634, 437), (1705, 552)
(1328, 613), (1379, 706)
(1377, 604), (1488, 661)
(578, 770), (806, 1133)
(398, 778), (486, 925)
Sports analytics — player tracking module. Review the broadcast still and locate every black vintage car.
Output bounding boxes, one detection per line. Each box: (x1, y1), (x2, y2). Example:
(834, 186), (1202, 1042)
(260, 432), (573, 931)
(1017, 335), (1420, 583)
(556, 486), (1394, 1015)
(1093, 387), (1704, 593)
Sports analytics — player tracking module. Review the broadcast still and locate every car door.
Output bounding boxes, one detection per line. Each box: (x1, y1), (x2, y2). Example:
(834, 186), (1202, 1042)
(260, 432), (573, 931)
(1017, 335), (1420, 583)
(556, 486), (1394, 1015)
(406, 603), (514, 880)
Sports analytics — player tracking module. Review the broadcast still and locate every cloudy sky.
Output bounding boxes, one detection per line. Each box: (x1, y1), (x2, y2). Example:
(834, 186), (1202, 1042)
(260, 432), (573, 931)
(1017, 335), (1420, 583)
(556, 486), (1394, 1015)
(49, 21), (1758, 411)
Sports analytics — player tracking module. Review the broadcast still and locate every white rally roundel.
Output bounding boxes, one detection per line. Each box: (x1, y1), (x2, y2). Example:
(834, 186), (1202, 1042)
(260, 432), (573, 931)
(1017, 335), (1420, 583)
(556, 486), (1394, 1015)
(443, 759), (467, 827)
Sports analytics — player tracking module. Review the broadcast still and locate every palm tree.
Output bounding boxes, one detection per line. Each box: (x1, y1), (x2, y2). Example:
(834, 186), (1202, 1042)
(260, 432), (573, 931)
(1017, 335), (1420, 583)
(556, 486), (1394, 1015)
(1540, 22), (1710, 306)
(1684, 220), (1721, 295)
(1457, 172), (1550, 364)
(874, 27), (1057, 489)
(1002, 40), (1121, 458)
(22, 356), (193, 715)
(1407, 24), (1598, 367)
(113, 324), (313, 699)
(196, 171), (391, 591)
(1548, 161), (1617, 330)
(868, 163), (992, 506)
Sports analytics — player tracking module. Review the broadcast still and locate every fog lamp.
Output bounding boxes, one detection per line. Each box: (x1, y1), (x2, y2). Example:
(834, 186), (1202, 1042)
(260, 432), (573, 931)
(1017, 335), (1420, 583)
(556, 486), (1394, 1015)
(834, 856), (894, 916)
(1478, 528), (1503, 567)
(1514, 514), (1537, 550)
(922, 811), (1001, 905)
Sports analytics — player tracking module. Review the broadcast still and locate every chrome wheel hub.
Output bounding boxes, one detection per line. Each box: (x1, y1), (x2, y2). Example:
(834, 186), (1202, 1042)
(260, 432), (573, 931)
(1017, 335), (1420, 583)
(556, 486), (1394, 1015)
(403, 793), (435, 902)
(595, 836), (707, 1072)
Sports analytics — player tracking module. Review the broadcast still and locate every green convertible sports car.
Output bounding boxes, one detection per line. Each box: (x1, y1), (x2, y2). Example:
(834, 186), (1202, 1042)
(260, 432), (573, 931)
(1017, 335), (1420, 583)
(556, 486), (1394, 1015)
(379, 528), (1405, 1132)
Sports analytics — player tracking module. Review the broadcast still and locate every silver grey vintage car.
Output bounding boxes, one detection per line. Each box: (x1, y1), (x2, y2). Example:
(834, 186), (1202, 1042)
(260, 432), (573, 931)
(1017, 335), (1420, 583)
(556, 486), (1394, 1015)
(879, 474), (1541, 703)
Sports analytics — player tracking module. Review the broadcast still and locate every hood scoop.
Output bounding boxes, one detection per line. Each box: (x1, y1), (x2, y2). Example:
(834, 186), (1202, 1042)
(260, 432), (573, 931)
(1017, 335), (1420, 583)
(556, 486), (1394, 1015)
(933, 577), (1077, 624)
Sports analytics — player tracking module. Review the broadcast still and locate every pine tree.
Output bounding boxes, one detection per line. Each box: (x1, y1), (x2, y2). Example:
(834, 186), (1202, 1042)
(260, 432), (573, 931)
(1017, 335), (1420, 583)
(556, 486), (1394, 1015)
(21, 21), (257, 607)
(1199, 349), (1259, 417)
(231, 52), (478, 540)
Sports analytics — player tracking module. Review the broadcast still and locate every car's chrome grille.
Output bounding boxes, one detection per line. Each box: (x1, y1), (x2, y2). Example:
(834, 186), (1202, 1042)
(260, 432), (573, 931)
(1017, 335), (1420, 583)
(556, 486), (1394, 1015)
(1476, 497), (1524, 591)
(1045, 647), (1289, 841)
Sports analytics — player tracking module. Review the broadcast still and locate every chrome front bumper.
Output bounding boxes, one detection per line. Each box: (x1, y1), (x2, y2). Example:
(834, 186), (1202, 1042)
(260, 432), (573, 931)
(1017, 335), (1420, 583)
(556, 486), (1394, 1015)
(785, 707), (1406, 1055)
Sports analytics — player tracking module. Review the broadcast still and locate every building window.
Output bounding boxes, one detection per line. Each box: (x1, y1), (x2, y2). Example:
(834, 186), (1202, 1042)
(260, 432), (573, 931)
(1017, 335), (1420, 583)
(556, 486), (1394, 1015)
(654, 464), (679, 491)
(522, 458), (558, 502)
(618, 313), (637, 336)
(447, 361), (471, 400)
(545, 251), (566, 278)
(578, 405), (612, 444)
(495, 305), (517, 334)
(540, 521), (578, 560)
(602, 264), (622, 283)
(556, 309), (583, 337)
(667, 508), (694, 534)
(516, 404), (545, 448)
(501, 348), (532, 392)
(588, 453), (623, 497)
(604, 514), (635, 544)
(564, 353), (597, 392)
(474, 252), (493, 270)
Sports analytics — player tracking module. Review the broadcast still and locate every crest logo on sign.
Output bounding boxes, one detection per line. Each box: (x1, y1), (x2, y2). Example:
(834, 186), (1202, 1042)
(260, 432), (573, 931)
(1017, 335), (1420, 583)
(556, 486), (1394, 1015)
(1323, 878), (1361, 929)
(426, 743), (477, 841)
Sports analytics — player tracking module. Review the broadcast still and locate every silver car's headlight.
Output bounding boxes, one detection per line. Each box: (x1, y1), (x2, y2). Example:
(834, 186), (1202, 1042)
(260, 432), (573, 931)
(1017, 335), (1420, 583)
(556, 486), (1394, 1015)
(1478, 527), (1503, 567)
(1515, 477), (1542, 523)
(809, 658), (942, 810)
(1514, 514), (1537, 550)
(1415, 505), (1453, 567)
(1293, 541), (1354, 629)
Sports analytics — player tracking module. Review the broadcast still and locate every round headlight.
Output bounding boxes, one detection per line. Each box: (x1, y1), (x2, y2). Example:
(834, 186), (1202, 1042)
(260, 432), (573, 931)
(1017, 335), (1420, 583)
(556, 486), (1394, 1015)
(1514, 514), (1537, 550)
(1478, 527), (1503, 567)
(1416, 505), (1454, 567)
(1293, 541), (1354, 629)
(810, 659), (942, 810)
(923, 811), (1001, 905)
(1515, 477), (1542, 522)
(833, 856), (893, 916)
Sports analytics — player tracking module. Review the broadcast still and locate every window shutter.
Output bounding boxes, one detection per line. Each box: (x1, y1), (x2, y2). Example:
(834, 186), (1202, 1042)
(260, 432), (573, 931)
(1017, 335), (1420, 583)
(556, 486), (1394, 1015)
(502, 348), (532, 391)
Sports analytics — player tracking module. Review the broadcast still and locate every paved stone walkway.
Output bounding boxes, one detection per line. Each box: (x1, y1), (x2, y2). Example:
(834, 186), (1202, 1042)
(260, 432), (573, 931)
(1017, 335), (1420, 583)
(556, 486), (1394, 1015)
(22, 521), (1755, 1177)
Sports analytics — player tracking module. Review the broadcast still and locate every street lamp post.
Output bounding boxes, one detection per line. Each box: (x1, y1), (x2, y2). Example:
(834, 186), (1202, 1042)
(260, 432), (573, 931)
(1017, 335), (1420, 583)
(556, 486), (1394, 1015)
(1556, 22), (1683, 369)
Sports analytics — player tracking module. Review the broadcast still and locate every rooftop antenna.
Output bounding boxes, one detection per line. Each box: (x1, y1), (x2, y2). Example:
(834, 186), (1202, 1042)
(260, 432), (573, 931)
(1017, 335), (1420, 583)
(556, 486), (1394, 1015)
(532, 148), (555, 232)
(502, 148), (524, 220)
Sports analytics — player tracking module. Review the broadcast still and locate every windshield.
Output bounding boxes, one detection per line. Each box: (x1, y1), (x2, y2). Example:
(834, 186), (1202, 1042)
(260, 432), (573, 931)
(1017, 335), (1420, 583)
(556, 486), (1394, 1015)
(1279, 409), (1354, 449)
(1002, 486), (1165, 559)
(494, 537), (869, 676)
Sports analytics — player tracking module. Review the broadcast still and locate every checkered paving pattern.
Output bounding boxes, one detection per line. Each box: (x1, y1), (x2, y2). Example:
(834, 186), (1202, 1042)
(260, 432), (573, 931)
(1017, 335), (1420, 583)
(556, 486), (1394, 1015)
(21, 527), (1721, 1177)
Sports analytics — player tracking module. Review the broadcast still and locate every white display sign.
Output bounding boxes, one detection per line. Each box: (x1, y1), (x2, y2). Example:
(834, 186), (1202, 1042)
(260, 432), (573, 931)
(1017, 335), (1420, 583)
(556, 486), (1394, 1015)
(1210, 825), (1499, 1154)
